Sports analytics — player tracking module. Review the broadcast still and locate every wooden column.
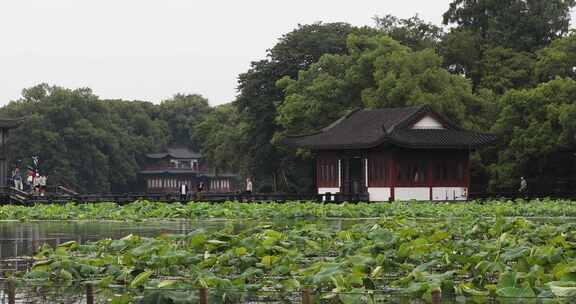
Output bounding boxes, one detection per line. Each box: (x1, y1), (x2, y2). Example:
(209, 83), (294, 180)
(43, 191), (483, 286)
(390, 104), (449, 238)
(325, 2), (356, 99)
(199, 287), (208, 304)
(7, 279), (15, 304)
(86, 283), (94, 304)
(390, 150), (397, 202)
(302, 289), (312, 304)
(0, 128), (8, 188)
(341, 156), (350, 194)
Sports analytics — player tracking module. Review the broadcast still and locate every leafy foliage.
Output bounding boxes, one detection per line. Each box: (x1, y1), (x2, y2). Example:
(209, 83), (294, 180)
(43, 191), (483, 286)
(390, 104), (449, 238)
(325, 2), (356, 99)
(0, 86), (215, 193)
(443, 0), (575, 52)
(3, 200), (576, 221)
(16, 203), (576, 303)
(1, 85), (170, 192)
(373, 14), (444, 51)
(234, 22), (363, 191)
(276, 34), (496, 137)
(490, 78), (576, 191)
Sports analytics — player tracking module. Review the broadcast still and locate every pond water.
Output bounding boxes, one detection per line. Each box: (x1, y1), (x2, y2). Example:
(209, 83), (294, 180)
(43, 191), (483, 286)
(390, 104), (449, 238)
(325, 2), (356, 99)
(0, 218), (372, 259)
(0, 216), (571, 259)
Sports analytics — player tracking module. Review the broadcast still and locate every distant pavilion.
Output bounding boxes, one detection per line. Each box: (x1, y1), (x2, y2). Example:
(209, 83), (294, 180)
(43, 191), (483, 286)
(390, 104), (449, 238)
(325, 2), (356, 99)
(283, 106), (497, 201)
(140, 146), (238, 193)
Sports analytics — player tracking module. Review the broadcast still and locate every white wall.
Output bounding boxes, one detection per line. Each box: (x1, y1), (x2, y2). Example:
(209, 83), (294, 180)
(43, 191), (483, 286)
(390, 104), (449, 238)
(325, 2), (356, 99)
(395, 187), (430, 201)
(432, 187), (468, 201)
(318, 187), (340, 201)
(368, 187), (391, 202)
(412, 115), (444, 129)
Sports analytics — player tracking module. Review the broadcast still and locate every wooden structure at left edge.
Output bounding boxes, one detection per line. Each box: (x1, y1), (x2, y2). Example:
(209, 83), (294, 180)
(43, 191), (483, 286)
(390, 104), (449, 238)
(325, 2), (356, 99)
(283, 106), (497, 202)
(0, 118), (24, 188)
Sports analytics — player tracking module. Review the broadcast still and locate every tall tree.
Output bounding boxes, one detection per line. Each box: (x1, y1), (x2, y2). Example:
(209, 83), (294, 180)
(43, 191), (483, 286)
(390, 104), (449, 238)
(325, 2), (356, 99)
(535, 33), (576, 82)
(443, 0), (575, 52)
(276, 34), (496, 136)
(374, 14), (444, 50)
(0, 84), (170, 193)
(490, 77), (576, 192)
(441, 0), (575, 90)
(157, 94), (211, 149)
(193, 104), (245, 174)
(235, 22), (366, 191)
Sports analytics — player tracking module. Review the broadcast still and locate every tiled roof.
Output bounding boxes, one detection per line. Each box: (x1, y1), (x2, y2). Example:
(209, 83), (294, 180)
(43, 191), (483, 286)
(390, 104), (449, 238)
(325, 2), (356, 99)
(388, 129), (498, 149)
(140, 169), (199, 175)
(146, 147), (202, 159)
(282, 106), (497, 150)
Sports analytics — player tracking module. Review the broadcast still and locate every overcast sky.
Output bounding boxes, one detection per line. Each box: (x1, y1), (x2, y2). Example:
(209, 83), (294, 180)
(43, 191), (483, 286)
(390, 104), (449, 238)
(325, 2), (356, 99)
(0, 1), (571, 107)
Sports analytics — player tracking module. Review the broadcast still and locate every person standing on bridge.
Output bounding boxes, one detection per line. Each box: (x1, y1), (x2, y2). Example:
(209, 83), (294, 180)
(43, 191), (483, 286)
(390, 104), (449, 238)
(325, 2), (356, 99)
(12, 167), (22, 191)
(179, 183), (188, 202)
(245, 178), (253, 195)
(33, 173), (41, 195)
(26, 169), (34, 192)
(38, 175), (47, 196)
(519, 176), (528, 193)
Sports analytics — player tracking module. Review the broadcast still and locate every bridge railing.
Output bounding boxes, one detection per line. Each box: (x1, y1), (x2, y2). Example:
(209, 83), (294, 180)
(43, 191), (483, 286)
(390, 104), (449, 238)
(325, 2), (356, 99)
(1, 188), (575, 205)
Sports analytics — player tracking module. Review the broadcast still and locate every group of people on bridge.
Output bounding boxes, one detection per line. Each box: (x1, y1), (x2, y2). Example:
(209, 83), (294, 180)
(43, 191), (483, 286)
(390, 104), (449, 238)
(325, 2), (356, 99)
(10, 157), (48, 196)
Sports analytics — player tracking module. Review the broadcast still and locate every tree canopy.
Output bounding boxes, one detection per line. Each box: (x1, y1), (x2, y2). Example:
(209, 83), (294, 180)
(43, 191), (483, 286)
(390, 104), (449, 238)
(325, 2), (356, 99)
(276, 34), (495, 136)
(0, 85), (211, 193)
(443, 0), (575, 52)
(490, 78), (576, 191)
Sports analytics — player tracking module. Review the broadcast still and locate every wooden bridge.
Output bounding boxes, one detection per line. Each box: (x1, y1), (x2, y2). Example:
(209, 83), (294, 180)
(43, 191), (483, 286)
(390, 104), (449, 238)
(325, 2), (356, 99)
(0, 187), (575, 205)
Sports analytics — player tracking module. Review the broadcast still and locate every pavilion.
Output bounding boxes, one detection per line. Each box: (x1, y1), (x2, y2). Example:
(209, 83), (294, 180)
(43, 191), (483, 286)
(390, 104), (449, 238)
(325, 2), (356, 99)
(283, 106), (497, 201)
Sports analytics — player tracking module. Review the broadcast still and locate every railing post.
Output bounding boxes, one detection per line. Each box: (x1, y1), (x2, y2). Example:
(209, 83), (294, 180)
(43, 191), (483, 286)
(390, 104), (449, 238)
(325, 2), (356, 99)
(86, 283), (94, 304)
(431, 288), (441, 304)
(199, 287), (208, 304)
(7, 279), (15, 304)
(302, 288), (311, 304)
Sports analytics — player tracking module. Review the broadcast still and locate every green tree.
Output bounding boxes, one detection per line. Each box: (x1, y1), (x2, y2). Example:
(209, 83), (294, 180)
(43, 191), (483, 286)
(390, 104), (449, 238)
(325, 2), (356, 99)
(235, 22), (364, 191)
(443, 0), (575, 52)
(157, 94), (211, 148)
(276, 34), (496, 137)
(479, 47), (536, 94)
(441, 0), (575, 91)
(490, 77), (576, 191)
(1, 84), (169, 193)
(374, 14), (444, 50)
(535, 33), (576, 82)
(194, 104), (245, 174)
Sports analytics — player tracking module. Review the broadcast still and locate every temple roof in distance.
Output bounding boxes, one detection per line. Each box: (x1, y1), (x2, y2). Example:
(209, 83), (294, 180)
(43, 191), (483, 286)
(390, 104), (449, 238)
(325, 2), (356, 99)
(146, 146), (202, 159)
(282, 106), (498, 150)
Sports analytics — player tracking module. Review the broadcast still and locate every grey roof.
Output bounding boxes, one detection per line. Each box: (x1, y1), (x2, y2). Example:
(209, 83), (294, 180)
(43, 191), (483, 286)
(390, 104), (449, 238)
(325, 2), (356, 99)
(199, 173), (239, 178)
(282, 106), (497, 150)
(146, 147), (202, 159)
(140, 169), (199, 175)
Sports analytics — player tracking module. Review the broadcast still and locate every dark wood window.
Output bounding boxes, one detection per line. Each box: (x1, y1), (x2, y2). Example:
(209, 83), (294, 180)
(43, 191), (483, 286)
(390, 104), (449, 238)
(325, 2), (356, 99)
(397, 160), (427, 185)
(317, 158), (339, 188)
(434, 161), (464, 183)
(368, 157), (387, 187)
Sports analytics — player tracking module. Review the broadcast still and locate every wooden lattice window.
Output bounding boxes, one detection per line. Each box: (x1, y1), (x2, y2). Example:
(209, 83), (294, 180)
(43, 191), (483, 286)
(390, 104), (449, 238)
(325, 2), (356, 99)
(317, 158), (338, 188)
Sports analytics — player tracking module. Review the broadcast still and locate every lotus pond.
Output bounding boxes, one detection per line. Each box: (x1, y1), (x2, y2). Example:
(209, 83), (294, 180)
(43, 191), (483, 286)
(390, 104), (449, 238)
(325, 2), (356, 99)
(2, 200), (576, 303)
(1, 199), (576, 220)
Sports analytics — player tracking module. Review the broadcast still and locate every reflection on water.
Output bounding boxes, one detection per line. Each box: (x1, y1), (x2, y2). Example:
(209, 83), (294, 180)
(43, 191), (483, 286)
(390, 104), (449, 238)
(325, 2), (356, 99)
(0, 218), (370, 259)
(0, 220), (231, 259)
(4, 216), (566, 259)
